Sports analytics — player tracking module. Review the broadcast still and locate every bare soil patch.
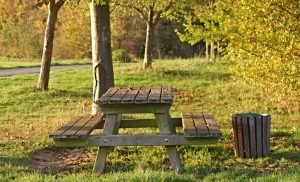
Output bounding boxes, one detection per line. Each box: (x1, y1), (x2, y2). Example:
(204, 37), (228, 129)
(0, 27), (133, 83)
(30, 147), (95, 174)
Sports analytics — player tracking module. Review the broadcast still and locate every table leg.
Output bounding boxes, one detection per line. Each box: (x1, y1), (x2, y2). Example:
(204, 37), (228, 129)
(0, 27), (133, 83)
(93, 114), (121, 174)
(155, 113), (183, 173)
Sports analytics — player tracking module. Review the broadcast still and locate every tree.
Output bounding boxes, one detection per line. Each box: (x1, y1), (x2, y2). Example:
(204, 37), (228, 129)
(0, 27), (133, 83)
(180, 0), (300, 112)
(115, 0), (180, 69)
(177, 0), (222, 62)
(36, 0), (66, 90)
(90, 0), (114, 114)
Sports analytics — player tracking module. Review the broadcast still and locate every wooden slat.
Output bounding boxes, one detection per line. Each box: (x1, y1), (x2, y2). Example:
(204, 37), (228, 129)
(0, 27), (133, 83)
(182, 113), (197, 137)
(191, 113), (210, 137)
(202, 112), (213, 117)
(232, 115), (240, 156)
(121, 87), (140, 104)
(55, 135), (219, 147)
(249, 116), (257, 158)
(236, 116), (244, 158)
(161, 86), (173, 104)
(262, 115), (269, 156)
(99, 87), (119, 104)
(62, 115), (93, 138)
(108, 88), (129, 104)
(203, 112), (221, 136)
(74, 114), (104, 138)
(134, 87), (150, 104)
(148, 86), (162, 103)
(266, 115), (271, 155)
(255, 116), (263, 157)
(242, 116), (250, 158)
(49, 116), (82, 138)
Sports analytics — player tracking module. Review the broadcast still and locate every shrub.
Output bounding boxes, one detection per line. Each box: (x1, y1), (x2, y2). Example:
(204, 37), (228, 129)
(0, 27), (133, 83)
(112, 49), (132, 63)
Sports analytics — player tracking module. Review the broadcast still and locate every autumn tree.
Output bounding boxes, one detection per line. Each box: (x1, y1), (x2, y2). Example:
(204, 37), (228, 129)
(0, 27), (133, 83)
(115, 0), (183, 69)
(0, 0), (45, 58)
(36, 0), (66, 90)
(180, 0), (300, 112)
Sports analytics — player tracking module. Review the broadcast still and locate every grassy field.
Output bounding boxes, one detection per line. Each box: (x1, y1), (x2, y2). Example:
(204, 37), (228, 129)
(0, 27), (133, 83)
(0, 58), (299, 181)
(0, 57), (91, 69)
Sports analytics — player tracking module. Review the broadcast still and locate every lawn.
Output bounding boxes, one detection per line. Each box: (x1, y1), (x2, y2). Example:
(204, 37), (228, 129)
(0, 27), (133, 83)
(0, 57), (91, 69)
(0, 58), (299, 181)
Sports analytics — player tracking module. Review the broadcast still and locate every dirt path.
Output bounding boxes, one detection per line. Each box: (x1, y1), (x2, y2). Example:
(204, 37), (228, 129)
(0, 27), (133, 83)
(0, 64), (91, 77)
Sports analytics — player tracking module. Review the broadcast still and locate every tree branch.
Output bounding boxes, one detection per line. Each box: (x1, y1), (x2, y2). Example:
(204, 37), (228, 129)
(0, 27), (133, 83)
(55, 0), (66, 9)
(153, 0), (173, 24)
(133, 6), (147, 21)
(271, 3), (300, 21)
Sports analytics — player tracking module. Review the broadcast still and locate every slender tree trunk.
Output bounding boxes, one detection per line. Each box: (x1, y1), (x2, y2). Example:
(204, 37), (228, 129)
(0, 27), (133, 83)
(37, 0), (63, 90)
(210, 42), (215, 62)
(216, 41), (220, 60)
(143, 8), (155, 69)
(90, 1), (114, 114)
(205, 41), (209, 62)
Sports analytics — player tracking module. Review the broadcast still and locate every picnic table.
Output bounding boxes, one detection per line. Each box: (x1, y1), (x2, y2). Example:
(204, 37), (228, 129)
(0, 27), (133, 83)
(50, 86), (221, 173)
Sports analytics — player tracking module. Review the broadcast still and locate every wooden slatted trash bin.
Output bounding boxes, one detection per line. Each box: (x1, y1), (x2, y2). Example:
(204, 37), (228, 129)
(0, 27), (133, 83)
(232, 113), (271, 158)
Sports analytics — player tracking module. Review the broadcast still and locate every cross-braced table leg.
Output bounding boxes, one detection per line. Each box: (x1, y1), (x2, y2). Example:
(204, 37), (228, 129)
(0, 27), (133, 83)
(155, 112), (183, 173)
(93, 114), (121, 173)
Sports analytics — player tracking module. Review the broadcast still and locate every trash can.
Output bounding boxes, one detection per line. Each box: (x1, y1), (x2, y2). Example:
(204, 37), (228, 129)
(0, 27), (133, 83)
(232, 113), (271, 158)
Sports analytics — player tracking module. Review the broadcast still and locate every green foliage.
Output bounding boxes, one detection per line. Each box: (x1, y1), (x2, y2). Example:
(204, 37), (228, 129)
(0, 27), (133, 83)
(112, 49), (132, 63)
(179, 0), (300, 113)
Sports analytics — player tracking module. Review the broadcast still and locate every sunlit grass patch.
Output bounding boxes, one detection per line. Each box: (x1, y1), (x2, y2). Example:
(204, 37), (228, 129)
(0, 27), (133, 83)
(0, 58), (299, 181)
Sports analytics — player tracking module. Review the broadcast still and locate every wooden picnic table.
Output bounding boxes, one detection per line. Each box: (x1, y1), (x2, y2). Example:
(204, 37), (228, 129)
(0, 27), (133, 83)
(50, 86), (221, 174)
(93, 86), (182, 173)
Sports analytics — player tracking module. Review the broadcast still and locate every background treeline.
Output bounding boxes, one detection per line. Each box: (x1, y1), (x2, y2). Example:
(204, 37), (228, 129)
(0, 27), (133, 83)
(0, 0), (198, 60)
(0, 0), (299, 113)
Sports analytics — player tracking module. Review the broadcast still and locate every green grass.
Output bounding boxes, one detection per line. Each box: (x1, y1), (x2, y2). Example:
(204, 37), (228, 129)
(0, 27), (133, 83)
(0, 58), (299, 181)
(0, 57), (91, 69)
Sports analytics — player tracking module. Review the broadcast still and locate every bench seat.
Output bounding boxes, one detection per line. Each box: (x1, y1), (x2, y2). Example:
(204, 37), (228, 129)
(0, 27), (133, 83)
(49, 112), (221, 147)
(182, 112), (221, 138)
(49, 114), (104, 139)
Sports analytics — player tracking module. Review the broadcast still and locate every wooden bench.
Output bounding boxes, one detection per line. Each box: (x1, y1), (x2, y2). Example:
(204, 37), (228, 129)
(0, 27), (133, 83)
(182, 112), (221, 138)
(50, 111), (221, 173)
(50, 114), (104, 139)
(50, 112), (221, 146)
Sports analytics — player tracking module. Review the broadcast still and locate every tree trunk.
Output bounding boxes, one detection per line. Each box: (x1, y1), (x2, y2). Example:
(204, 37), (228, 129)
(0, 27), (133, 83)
(216, 41), (220, 60)
(90, 1), (114, 114)
(205, 41), (209, 62)
(210, 42), (215, 62)
(143, 8), (155, 69)
(37, 1), (61, 90)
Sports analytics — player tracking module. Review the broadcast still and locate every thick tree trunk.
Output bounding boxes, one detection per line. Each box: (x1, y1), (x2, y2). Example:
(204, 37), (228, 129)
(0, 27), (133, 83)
(90, 1), (114, 114)
(143, 9), (155, 69)
(37, 1), (60, 90)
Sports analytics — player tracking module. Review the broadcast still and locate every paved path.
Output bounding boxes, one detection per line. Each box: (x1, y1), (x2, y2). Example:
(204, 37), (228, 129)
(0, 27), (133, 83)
(0, 64), (91, 77)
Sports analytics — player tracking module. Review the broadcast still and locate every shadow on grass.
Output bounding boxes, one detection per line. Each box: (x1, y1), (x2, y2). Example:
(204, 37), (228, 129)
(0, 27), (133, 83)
(46, 89), (91, 98)
(161, 70), (231, 81)
(271, 131), (292, 137)
(269, 151), (300, 161)
(0, 156), (30, 168)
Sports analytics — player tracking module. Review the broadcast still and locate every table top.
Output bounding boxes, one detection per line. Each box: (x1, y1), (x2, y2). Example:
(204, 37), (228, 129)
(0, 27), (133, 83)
(98, 86), (173, 105)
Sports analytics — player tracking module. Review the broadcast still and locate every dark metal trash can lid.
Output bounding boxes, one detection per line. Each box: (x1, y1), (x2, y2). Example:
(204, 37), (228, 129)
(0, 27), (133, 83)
(233, 113), (270, 118)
